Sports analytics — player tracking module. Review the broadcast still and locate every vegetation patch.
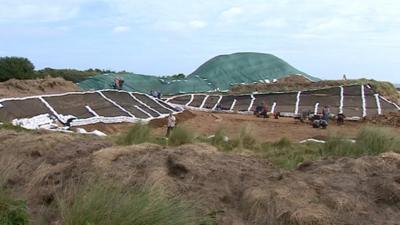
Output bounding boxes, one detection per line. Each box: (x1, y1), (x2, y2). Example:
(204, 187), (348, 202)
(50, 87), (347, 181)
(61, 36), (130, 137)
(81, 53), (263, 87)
(168, 127), (193, 146)
(58, 181), (201, 225)
(115, 123), (152, 145)
(0, 188), (29, 225)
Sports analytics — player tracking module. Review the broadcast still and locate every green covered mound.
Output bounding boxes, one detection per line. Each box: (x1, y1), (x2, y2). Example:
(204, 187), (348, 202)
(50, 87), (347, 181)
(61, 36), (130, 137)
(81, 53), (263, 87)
(189, 52), (317, 90)
(79, 52), (317, 95)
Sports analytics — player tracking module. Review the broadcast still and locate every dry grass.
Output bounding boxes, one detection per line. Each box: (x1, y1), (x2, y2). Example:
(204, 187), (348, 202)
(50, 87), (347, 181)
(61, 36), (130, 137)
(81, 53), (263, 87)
(57, 181), (202, 225)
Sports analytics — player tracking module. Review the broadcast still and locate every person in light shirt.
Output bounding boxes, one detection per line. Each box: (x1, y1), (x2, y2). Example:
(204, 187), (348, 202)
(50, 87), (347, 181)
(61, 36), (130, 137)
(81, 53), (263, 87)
(166, 112), (176, 137)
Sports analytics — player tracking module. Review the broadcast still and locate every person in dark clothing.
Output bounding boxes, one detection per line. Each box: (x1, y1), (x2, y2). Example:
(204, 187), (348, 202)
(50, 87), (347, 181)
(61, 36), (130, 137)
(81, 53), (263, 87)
(337, 113), (346, 125)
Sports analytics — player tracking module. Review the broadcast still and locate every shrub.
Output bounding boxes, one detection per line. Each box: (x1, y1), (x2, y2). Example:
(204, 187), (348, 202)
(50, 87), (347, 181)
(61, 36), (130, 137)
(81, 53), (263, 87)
(0, 57), (35, 81)
(0, 189), (29, 225)
(58, 182), (200, 225)
(168, 127), (193, 146)
(116, 123), (152, 145)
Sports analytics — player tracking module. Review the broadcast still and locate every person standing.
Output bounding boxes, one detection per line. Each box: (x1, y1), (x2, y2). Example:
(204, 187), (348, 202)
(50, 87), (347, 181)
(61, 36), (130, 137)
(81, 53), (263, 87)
(166, 112), (176, 137)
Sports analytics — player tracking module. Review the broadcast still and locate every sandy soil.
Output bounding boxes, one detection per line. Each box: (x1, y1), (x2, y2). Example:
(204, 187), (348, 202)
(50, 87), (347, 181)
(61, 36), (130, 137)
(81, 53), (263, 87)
(1, 129), (400, 225)
(0, 77), (81, 98)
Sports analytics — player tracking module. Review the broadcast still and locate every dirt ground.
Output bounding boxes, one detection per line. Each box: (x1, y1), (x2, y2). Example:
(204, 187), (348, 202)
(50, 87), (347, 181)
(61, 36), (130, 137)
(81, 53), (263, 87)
(80, 110), (400, 142)
(1, 129), (400, 225)
(0, 77), (81, 98)
(150, 111), (381, 142)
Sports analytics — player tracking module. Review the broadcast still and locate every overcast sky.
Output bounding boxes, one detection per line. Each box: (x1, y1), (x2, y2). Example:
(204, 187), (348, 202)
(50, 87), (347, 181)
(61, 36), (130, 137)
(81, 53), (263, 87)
(0, 0), (399, 82)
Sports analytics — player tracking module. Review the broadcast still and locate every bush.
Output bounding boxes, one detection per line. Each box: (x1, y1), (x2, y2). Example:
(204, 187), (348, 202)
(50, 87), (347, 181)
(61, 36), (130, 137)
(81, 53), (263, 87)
(168, 127), (193, 146)
(58, 182), (200, 225)
(36, 68), (100, 83)
(0, 189), (29, 225)
(116, 123), (152, 145)
(0, 57), (36, 81)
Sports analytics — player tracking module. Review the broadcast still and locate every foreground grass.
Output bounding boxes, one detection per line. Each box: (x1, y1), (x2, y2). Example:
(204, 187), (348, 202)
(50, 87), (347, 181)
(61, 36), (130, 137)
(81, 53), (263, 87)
(59, 182), (202, 225)
(0, 188), (29, 225)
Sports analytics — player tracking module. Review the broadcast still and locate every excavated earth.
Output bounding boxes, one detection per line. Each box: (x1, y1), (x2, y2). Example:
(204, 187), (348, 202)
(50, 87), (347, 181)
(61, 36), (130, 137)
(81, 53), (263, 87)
(0, 77), (80, 98)
(1, 129), (400, 225)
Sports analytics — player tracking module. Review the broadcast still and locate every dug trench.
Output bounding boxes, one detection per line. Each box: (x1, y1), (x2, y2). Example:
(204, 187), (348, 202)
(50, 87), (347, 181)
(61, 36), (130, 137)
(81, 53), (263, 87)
(1, 129), (400, 225)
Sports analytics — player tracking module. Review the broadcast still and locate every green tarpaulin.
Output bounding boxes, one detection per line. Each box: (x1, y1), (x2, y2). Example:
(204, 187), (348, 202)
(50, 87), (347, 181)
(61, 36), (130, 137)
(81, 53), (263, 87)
(78, 52), (318, 95)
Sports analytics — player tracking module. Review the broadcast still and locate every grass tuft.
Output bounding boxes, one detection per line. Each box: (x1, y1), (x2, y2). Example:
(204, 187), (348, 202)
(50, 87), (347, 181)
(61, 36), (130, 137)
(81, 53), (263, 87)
(0, 122), (28, 132)
(58, 181), (201, 225)
(209, 129), (237, 152)
(168, 127), (193, 146)
(116, 123), (152, 145)
(238, 127), (256, 150)
(322, 126), (400, 157)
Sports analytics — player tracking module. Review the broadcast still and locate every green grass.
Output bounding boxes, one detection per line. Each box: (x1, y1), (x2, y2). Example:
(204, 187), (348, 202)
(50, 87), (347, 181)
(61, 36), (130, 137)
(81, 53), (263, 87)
(116, 123), (152, 145)
(58, 182), (200, 225)
(208, 129), (237, 152)
(321, 126), (400, 157)
(257, 138), (321, 169)
(206, 126), (400, 170)
(238, 127), (256, 150)
(0, 188), (29, 225)
(168, 127), (193, 146)
(0, 122), (28, 132)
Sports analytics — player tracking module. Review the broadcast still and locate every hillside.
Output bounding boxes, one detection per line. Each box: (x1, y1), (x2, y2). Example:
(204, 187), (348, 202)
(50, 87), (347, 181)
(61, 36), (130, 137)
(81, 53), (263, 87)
(78, 52), (316, 95)
(189, 52), (318, 90)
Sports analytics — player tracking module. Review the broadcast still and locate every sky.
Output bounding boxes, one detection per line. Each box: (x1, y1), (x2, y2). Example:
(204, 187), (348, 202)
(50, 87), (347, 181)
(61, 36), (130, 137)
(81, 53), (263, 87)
(0, 0), (399, 83)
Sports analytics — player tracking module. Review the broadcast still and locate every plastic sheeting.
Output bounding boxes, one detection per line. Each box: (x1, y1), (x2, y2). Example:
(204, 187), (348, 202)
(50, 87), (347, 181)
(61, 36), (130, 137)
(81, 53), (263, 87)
(78, 53), (319, 95)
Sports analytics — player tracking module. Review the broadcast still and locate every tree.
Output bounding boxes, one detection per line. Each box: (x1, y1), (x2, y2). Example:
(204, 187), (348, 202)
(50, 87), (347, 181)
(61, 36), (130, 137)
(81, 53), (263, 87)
(0, 57), (35, 81)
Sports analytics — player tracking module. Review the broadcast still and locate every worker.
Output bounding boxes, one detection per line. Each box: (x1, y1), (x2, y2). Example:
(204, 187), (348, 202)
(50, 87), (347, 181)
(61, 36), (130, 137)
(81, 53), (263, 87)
(113, 78), (120, 89)
(119, 79), (124, 90)
(322, 105), (330, 121)
(166, 112), (176, 137)
(337, 113), (346, 125)
(261, 102), (269, 118)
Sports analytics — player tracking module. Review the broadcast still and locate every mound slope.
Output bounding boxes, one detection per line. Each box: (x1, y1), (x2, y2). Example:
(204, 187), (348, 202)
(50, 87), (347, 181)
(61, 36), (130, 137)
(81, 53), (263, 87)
(189, 52), (318, 90)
